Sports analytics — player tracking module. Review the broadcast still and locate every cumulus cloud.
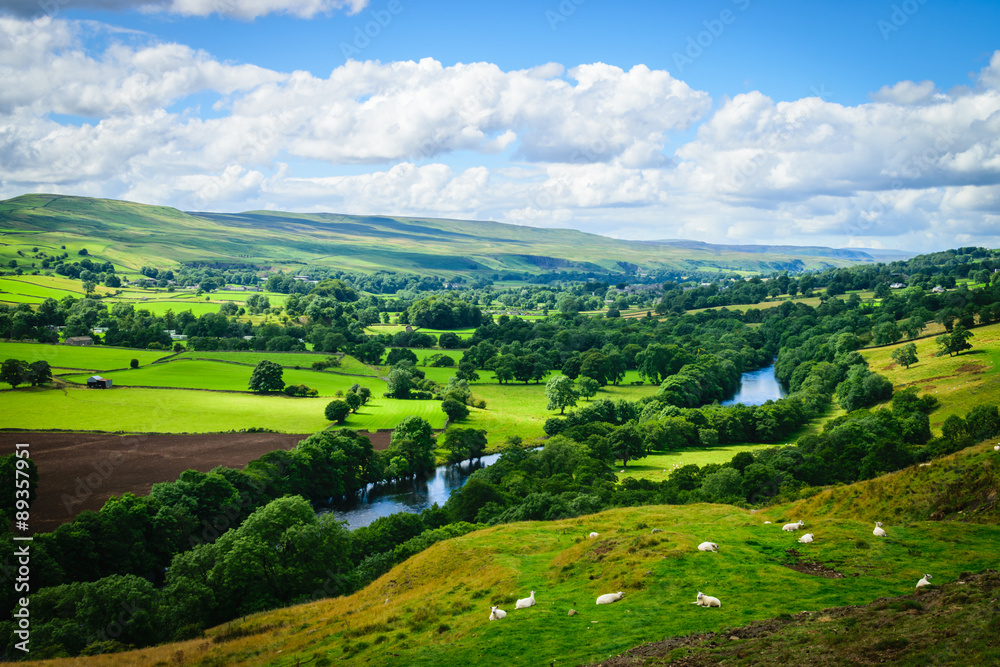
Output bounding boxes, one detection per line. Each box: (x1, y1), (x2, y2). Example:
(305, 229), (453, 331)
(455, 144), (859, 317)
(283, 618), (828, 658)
(0, 0), (367, 20)
(2, 14), (1000, 252)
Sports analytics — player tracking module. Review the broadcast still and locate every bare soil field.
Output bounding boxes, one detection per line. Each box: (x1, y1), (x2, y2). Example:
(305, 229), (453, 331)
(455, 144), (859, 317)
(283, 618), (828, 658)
(1, 431), (312, 533)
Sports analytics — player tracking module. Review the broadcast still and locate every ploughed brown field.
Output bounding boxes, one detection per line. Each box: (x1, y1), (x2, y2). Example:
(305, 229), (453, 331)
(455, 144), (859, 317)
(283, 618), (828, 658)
(2, 431), (393, 533)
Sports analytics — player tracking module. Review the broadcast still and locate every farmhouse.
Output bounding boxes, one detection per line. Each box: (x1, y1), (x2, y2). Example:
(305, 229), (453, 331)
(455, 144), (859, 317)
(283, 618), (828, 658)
(64, 336), (94, 346)
(86, 376), (112, 389)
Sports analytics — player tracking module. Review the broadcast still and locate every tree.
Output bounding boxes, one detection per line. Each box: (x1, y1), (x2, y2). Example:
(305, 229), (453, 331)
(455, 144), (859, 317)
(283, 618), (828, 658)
(26, 360), (52, 386)
(386, 348), (418, 366)
(442, 398), (470, 422)
(130, 358), (139, 369)
(873, 321), (902, 346)
(578, 376), (599, 401)
(545, 375), (578, 414)
(609, 420), (646, 469)
(891, 343), (918, 369)
(0, 359), (29, 388)
(389, 416), (436, 476)
(455, 362), (480, 382)
(248, 360), (284, 392)
(344, 391), (363, 413)
(324, 399), (350, 423)
(385, 366), (414, 399)
(936, 324), (974, 357)
(442, 427), (488, 463)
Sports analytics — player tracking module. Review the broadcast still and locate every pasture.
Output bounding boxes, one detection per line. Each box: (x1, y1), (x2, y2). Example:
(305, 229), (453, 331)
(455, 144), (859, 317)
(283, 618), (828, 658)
(54, 493), (1000, 667)
(0, 341), (170, 370)
(861, 320), (1000, 431)
(61, 359), (388, 397)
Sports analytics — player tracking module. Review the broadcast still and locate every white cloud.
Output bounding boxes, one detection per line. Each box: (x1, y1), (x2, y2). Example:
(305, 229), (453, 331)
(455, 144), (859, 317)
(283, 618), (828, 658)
(3, 14), (1000, 253)
(0, 0), (367, 20)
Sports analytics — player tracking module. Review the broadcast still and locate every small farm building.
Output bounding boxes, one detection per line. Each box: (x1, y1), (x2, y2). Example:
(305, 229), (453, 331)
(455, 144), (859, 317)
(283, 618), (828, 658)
(86, 376), (112, 389)
(64, 336), (94, 346)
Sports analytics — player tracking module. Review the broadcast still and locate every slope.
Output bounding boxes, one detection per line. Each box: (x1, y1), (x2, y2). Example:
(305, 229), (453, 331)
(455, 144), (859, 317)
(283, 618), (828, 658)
(1, 194), (878, 277)
(31, 442), (1000, 667)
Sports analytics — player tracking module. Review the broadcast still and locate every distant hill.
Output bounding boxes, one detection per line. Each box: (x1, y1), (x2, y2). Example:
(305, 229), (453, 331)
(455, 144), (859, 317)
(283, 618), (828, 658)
(0, 194), (905, 277)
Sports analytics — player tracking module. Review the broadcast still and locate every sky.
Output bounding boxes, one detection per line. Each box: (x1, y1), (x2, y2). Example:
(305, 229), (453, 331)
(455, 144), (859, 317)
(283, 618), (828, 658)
(1, 0), (999, 253)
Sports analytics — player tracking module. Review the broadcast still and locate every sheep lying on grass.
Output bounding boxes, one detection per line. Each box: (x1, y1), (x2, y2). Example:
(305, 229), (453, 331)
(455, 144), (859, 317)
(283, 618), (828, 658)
(515, 591), (535, 609)
(589, 532), (599, 538)
(994, 444), (999, 451)
(798, 533), (814, 544)
(782, 520), (805, 531)
(489, 606), (506, 620)
(595, 592), (624, 605)
(697, 542), (719, 552)
(693, 591), (721, 608)
(873, 521), (887, 537)
(916, 574), (933, 589)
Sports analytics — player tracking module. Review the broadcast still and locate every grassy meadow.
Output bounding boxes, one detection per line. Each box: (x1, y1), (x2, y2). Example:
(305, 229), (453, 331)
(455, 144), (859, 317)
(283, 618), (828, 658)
(0, 341), (170, 370)
(860, 320), (1000, 431)
(37, 454), (1000, 667)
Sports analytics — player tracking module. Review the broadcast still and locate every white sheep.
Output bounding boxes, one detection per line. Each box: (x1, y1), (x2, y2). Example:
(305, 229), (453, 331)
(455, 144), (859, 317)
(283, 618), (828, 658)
(515, 590), (536, 609)
(782, 520), (805, 531)
(489, 606), (506, 620)
(697, 541), (719, 552)
(692, 591), (721, 608)
(798, 533), (814, 544)
(589, 531), (599, 538)
(994, 444), (1000, 451)
(873, 521), (886, 537)
(916, 574), (933, 589)
(595, 591), (624, 605)
(763, 521), (772, 524)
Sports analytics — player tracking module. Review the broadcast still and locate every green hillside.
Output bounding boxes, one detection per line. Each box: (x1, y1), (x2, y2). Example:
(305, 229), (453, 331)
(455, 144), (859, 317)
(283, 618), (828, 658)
(34, 441), (1000, 667)
(0, 194), (882, 277)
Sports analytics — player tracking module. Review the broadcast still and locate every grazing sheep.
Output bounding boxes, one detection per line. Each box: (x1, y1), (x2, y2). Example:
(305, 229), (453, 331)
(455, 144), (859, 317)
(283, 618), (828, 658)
(763, 521), (772, 524)
(994, 444), (999, 451)
(589, 532), (599, 538)
(798, 533), (814, 544)
(873, 521), (886, 537)
(595, 591), (624, 605)
(693, 591), (721, 608)
(697, 541), (719, 552)
(515, 591), (536, 609)
(782, 520), (805, 531)
(489, 606), (507, 620)
(916, 574), (933, 589)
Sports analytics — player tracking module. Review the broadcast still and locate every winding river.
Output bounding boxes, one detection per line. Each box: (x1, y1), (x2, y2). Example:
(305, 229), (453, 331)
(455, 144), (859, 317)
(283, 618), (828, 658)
(721, 363), (787, 406)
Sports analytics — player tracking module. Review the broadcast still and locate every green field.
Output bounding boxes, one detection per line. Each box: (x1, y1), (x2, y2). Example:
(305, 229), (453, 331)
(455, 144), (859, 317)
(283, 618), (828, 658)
(61, 359), (387, 397)
(861, 320), (1000, 431)
(0, 341), (170, 370)
(65, 472), (1000, 667)
(176, 350), (341, 368)
(0, 384), (445, 432)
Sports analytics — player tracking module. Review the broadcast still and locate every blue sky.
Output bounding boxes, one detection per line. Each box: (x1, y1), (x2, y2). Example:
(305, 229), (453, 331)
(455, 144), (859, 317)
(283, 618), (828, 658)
(2, 0), (999, 252)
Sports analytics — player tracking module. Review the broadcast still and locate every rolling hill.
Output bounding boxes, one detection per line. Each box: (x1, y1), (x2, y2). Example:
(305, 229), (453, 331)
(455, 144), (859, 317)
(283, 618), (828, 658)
(0, 194), (905, 278)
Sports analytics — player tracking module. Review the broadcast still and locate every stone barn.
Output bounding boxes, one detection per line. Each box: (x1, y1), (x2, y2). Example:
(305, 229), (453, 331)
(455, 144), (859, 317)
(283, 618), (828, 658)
(86, 376), (112, 389)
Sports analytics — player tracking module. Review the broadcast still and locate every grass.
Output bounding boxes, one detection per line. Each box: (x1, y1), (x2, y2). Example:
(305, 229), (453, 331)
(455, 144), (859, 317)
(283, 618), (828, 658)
(860, 320), (1000, 431)
(60, 360), (387, 397)
(0, 341), (170, 370)
(615, 445), (780, 481)
(39, 484), (1000, 666)
(1, 383), (446, 433)
(175, 350), (340, 368)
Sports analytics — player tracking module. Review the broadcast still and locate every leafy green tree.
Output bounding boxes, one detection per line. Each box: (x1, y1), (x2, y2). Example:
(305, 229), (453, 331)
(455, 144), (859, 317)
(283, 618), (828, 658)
(545, 375), (578, 414)
(609, 420), (646, 468)
(873, 321), (902, 346)
(324, 399), (350, 423)
(385, 366), (414, 399)
(247, 360), (284, 392)
(0, 358), (29, 388)
(442, 427), (488, 463)
(891, 343), (918, 369)
(835, 366), (894, 412)
(902, 314), (926, 339)
(390, 416), (436, 476)
(442, 398), (470, 421)
(578, 376), (599, 401)
(27, 360), (52, 386)
(700, 467), (742, 502)
(344, 391), (363, 413)
(455, 362), (480, 382)
(386, 348), (418, 366)
(936, 324), (974, 357)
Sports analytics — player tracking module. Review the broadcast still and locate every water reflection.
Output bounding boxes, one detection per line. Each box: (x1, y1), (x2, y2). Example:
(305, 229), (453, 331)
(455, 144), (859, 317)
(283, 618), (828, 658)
(319, 451), (505, 529)
(721, 364), (787, 407)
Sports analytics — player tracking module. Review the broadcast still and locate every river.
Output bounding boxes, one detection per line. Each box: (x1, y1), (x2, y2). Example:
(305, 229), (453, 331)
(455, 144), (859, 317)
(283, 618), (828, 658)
(319, 450), (507, 528)
(327, 365), (785, 528)
(720, 363), (787, 406)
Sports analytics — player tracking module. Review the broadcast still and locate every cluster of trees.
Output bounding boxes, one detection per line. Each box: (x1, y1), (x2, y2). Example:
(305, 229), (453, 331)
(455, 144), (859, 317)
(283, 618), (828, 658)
(402, 293), (484, 329)
(0, 359), (52, 388)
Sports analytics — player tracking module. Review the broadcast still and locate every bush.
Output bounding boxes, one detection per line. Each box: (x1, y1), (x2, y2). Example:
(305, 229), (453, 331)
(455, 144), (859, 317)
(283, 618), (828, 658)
(283, 384), (317, 397)
(442, 398), (470, 421)
(129, 359), (139, 369)
(325, 399), (350, 423)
